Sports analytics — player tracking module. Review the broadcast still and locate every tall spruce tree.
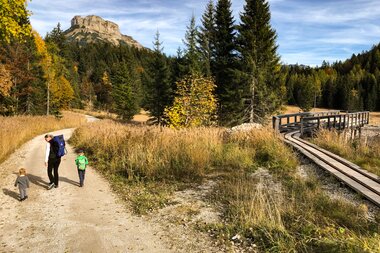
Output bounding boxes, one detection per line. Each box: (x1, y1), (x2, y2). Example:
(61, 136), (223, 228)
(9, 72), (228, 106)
(146, 31), (172, 125)
(111, 62), (141, 120)
(214, 0), (243, 126)
(198, 0), (216, 77)
(183, 15), (202, 75)
(237, 0), (282, 122)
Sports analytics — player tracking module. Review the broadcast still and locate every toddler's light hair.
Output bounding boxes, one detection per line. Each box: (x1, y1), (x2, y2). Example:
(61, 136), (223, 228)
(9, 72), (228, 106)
(19, 168), (26, 176)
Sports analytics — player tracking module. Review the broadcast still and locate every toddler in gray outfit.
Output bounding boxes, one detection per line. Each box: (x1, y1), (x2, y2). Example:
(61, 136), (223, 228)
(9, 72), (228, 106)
(14, 168), (30, 201)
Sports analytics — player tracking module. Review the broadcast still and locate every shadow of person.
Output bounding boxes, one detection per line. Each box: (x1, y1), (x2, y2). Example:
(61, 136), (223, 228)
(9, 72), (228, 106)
(60, 177), (80, 187)
(13, 172), (49, 189)
(2, 188), (19, 200)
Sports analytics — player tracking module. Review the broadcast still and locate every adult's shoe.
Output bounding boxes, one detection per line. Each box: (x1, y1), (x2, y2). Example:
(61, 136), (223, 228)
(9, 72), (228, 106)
(47, 183), (55, 190)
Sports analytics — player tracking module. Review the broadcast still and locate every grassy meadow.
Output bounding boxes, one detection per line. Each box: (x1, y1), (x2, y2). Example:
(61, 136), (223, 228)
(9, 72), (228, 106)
(70, 120), (380, 252)
(313, 129), (380, 177)
(0, 111), (86, 163)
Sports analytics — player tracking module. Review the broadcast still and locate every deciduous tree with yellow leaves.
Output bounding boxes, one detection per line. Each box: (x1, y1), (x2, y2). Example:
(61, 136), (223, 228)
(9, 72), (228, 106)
(0, 0), (32, 43)
(164, 74), (217, 128)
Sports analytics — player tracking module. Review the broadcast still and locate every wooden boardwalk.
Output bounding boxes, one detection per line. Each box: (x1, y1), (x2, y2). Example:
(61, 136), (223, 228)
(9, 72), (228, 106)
(273, 111), (380, 207)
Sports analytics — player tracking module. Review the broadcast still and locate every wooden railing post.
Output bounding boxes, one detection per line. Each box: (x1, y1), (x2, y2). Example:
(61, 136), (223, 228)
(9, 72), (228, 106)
(273, 116), (280, 133)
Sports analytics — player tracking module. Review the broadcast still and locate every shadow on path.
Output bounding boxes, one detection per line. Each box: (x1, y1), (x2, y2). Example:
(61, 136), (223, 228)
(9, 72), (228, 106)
(2, 188), (19, 200)
(13, 173), (80, 188)
(16, 172), (48, 189)
(60, 176), (80, 187)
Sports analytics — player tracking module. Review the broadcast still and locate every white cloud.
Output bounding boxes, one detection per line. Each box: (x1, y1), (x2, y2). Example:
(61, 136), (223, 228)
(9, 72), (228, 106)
(28, 0), (380, 64)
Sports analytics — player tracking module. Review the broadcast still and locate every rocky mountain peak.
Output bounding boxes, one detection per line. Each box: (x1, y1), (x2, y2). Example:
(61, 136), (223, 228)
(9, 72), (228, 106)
(64, 15), (143, 48)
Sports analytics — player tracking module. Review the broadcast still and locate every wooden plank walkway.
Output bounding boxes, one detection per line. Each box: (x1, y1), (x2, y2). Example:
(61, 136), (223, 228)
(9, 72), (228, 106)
(284, 131), (380, 206)
(273, 111), (380, 207)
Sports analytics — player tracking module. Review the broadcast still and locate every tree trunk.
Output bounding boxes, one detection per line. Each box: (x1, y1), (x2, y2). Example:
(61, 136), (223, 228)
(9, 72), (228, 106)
(250, 77), (255, 123)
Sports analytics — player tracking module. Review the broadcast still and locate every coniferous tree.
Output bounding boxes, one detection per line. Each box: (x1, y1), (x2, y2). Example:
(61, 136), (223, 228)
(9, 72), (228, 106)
(145, 31), (172, 125)
(111, 62), (141, 120)
(183, 15), (202, 75)
(45, 23), (66, 56)
(237, 0), (282, 122)
(214, 0), (243, 126)
(198, 0), (216, 77)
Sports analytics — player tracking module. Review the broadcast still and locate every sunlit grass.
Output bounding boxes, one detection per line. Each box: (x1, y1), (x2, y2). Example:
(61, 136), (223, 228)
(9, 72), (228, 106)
(0, 111), (86, 163)
(313, 129), (380, 176)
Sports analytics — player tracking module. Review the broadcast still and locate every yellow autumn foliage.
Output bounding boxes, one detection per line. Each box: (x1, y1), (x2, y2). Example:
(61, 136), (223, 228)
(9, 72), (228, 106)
(0, 64), (13, 97)
(0, 0), (32, 43)
(164, 74), (217, 128)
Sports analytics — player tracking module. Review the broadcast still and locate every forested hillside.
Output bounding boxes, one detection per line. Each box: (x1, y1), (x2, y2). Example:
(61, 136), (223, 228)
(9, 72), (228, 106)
(1, 0), (379, 126)
(283, 44), (380, 112)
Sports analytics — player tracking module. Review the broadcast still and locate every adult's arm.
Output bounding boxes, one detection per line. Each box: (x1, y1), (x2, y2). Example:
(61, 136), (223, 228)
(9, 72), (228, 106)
(45, 142), (50, 163)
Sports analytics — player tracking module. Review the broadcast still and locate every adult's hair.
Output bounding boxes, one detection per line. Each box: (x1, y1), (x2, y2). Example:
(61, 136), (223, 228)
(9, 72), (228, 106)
(19, 168), (26, 175)
(44, 134), (54, 139)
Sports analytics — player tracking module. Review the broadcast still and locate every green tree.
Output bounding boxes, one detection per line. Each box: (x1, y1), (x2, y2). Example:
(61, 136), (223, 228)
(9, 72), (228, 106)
(45, 23), (67, 56)
(237, 0), (282, 122)
(296, 75), (315, 112)
(198, 0), (215, 77)
(361, 72), (377, 111)
(214, 0), (243, 126)
(111, 63), (141, 120)
(145, 31), (172, 125)
(164, 74), (217, 128)
(183, 15), (202, 75)
(0, 0), (32, 43)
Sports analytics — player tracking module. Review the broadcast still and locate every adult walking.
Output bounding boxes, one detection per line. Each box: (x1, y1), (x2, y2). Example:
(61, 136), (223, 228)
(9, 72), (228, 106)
(44, 134), (61, 189)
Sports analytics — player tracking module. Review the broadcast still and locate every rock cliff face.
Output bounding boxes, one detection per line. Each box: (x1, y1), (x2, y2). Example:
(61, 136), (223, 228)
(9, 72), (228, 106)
(64, 15), (143, 48)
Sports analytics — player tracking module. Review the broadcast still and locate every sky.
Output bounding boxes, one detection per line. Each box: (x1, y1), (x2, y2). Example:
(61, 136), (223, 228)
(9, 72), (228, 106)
(28, 0), (380, 66)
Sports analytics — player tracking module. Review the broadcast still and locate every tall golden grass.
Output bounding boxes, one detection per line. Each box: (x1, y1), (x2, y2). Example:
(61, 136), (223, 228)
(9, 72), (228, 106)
(313, 129), (380, 176)
(70, 120), (298, 180)
(0, 111), (86, 163)
(71, 120), (226, 180)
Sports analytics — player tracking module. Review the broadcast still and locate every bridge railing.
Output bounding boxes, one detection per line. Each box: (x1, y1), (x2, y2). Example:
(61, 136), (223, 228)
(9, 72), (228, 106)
(300, 111), (370, 136)
(272, 110), (340, 133)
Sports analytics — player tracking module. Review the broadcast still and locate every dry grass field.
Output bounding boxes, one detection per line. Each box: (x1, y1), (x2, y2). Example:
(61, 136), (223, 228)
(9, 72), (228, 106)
(370, 111), (380, 125)
(70, 120), (380, 252)
(0, 111), (86, 163)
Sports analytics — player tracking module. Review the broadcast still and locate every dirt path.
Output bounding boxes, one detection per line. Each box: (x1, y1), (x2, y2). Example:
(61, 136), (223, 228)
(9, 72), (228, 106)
(0, 121), (175, 252)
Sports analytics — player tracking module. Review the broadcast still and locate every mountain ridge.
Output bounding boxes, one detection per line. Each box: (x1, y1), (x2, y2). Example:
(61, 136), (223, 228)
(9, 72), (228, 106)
(63, 15), (143, 49)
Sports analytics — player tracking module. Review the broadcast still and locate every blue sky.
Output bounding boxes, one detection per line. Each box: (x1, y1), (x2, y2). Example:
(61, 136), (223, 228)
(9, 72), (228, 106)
(28, 0), (380, 66)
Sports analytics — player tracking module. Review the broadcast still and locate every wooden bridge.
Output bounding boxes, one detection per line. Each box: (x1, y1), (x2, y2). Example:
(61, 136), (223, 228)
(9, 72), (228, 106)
(273, 111), (380, 207)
